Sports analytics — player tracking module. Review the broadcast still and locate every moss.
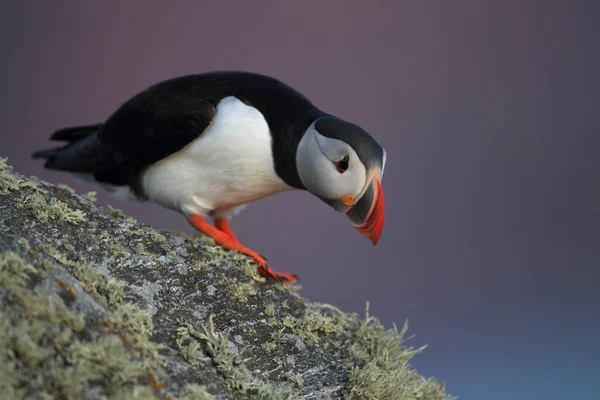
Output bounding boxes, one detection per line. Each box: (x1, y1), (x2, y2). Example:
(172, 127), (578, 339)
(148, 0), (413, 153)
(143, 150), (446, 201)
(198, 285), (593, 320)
(274, 280), (303, 295)
(264, 302), (276, 317)
(344, 303), (454, 400)
(135, 242), (152, 256)
(57, 183), (76, 194)
(17, 193), (86, 225)
(260, 341), (278, 354)
(0, 157), (13, 173)
(42, 244), (125, 307)
(231, 280), (257, 303)
(203, 243), (230, 259)
(166, 249), (177, 259)
(108, 240), (129, 258)
(17, 237), (31, 251)
(272, 356), (284, 366)
(0, 157), (20, 194)
(270, 328), (288, 344)
(149, 231), (167, 244)
(176, 323), (208, 367)
(240, 259), (267, 283)
(63, 243), (75, 253)
(182, 383), (215, 400)
(177, 316), (300, 399)
(37, 244), (165, 377)
(84, 191), (98, 203)
(0, 251), (165, 399)
(282, 307), (344, 346)
(348, 303), (424, 368)
(17, 180), (49, 194)
(195, 262), (211, 274)
(0, 249), (38, 289)
(346, 361), (451, 400)
(107, 204), (125, 216)
(289, 373), (304, 389)
(107, 205), (137, 224)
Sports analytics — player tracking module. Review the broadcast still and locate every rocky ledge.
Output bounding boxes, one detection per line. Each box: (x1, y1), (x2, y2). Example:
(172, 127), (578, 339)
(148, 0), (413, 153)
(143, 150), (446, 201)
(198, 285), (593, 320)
(0, 157), (453, 400)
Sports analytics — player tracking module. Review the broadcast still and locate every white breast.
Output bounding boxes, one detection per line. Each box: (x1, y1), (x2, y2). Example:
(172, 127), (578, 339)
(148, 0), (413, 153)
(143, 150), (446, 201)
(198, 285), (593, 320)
(140, 96), (293, 218)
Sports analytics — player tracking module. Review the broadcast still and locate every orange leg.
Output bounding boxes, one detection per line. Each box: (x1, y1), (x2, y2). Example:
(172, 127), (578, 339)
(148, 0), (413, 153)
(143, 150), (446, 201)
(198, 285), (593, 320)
(214, 218), (239, 243)
(189, 215), (298, 283)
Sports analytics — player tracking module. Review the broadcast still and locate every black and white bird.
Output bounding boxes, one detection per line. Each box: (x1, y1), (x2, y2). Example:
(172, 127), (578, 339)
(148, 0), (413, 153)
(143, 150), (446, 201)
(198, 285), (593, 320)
(32, 71), (386, 282)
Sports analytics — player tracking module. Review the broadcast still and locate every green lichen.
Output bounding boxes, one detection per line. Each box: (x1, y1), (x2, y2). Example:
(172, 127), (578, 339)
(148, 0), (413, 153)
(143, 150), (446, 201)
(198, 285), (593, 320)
(289, 373), (304, 389)
(166, 249), (178, 259)
(0, 250), (38, 288)
(231, 280), (257, 303)
(84, 191), (98, 203)
(282, 307), (344, 346)
(274, 280), (303, 295)
(17, 238), (31, 252)
(270, 328), (288, 345)
(348, 303), (423, 368)
(177, 316), (299, 399)
(203, 243), (230, 259)
(344, 303), (453, 400)
(57, 183), (76, 194)
(41, 244), (125, 307)
(0, 157), (13, 173)
(0, 250), (165, 399)
(134, 242), (152, 256)
(264, 302), (276, 317)
(260, 341), (278, 354)
(97, 231), (112, 240)
(106, 302), (166, 363)
(0, 159), (47, 195)
(176, 323), (208, 367)
(346, 360), (451, 400)
(108, 240), (129, 258)
(17, 180), (49, 194)
(195, 262), (211, 274)
(17, 193), (86, 225)
(241, 261), (267, 283)
(106, 205), (137, 224)
(149, 231), (167, 244)
(107, 205), (125, 216)
(0, 158), (21, 194)
(182, 383), (215, 400)
(63, 242), (75, 253)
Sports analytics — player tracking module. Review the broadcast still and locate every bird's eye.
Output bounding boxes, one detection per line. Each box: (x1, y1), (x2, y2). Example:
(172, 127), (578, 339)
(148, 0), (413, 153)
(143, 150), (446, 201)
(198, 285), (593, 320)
(335, 155), (349, 173)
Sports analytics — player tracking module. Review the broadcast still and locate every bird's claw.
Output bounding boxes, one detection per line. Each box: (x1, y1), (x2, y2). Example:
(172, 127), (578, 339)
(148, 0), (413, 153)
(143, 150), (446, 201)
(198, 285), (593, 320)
(256, 261), (298, 283)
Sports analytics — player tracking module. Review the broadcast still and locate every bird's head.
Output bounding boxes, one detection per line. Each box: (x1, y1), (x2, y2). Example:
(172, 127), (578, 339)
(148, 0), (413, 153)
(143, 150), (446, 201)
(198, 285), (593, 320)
(296, 115), (386, 245)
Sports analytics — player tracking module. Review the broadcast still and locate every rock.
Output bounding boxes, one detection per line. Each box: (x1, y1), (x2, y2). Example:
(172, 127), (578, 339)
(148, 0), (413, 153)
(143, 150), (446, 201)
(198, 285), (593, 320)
(0, 157), (454, 400)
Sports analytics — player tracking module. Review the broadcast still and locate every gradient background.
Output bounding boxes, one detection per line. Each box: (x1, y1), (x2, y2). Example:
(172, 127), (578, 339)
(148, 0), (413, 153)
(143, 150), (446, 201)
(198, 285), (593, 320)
(1, 1), (599, 398)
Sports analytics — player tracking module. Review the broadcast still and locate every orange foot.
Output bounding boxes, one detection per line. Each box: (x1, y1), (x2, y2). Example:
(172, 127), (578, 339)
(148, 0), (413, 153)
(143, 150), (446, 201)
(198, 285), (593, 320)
(189, 215), (298, 283)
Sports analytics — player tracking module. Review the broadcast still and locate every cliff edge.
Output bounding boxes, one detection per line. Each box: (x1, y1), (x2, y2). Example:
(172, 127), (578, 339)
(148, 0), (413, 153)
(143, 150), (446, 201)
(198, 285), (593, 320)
(0, 157), (454, 400)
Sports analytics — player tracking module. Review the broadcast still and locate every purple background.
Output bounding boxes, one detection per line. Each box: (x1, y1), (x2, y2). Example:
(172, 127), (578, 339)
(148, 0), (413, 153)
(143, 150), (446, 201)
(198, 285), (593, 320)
(2, 1), (599, 398)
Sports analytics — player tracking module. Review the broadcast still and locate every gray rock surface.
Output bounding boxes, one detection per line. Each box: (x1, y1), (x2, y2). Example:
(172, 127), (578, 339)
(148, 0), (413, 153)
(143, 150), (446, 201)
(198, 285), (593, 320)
(0, 157), (454, 400)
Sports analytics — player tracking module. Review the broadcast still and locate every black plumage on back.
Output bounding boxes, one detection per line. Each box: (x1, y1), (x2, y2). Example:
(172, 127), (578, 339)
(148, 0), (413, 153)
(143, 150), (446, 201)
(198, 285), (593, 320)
(33, 71), (323, 192)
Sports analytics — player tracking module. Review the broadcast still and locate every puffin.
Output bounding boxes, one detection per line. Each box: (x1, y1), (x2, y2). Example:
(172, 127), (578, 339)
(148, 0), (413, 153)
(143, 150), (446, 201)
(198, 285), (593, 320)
(32, 71), (386, 283)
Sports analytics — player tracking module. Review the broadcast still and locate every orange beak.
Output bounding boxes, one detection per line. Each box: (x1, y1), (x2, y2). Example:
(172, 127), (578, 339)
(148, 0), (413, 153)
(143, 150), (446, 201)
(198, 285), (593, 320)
(346, 177), (385, 245)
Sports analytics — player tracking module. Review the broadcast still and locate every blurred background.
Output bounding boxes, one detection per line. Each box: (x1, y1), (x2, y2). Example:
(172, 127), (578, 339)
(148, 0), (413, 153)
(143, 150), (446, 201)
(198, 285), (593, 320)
(1, 1), (599, 398)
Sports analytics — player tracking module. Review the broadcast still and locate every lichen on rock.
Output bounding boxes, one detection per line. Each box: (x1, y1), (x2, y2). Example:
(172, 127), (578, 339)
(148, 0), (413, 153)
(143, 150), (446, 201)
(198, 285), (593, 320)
(0, 157), (454, 400)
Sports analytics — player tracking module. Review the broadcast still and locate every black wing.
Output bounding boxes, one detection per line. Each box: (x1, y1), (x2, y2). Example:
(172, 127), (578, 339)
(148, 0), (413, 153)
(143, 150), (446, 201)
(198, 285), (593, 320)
(99, 86), (217, 180)
(34, 81), (219, 189)
(34, 71), (320, 189)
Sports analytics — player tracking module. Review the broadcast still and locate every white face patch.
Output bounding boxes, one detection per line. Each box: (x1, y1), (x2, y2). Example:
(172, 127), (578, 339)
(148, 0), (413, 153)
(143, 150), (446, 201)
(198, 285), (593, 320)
(381, 148), (387, 180)
(296, 122), (367, 200)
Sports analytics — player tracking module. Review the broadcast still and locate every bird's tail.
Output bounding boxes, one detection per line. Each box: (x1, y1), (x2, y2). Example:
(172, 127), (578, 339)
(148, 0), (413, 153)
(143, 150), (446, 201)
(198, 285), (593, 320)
(32, 123), (105, 172)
